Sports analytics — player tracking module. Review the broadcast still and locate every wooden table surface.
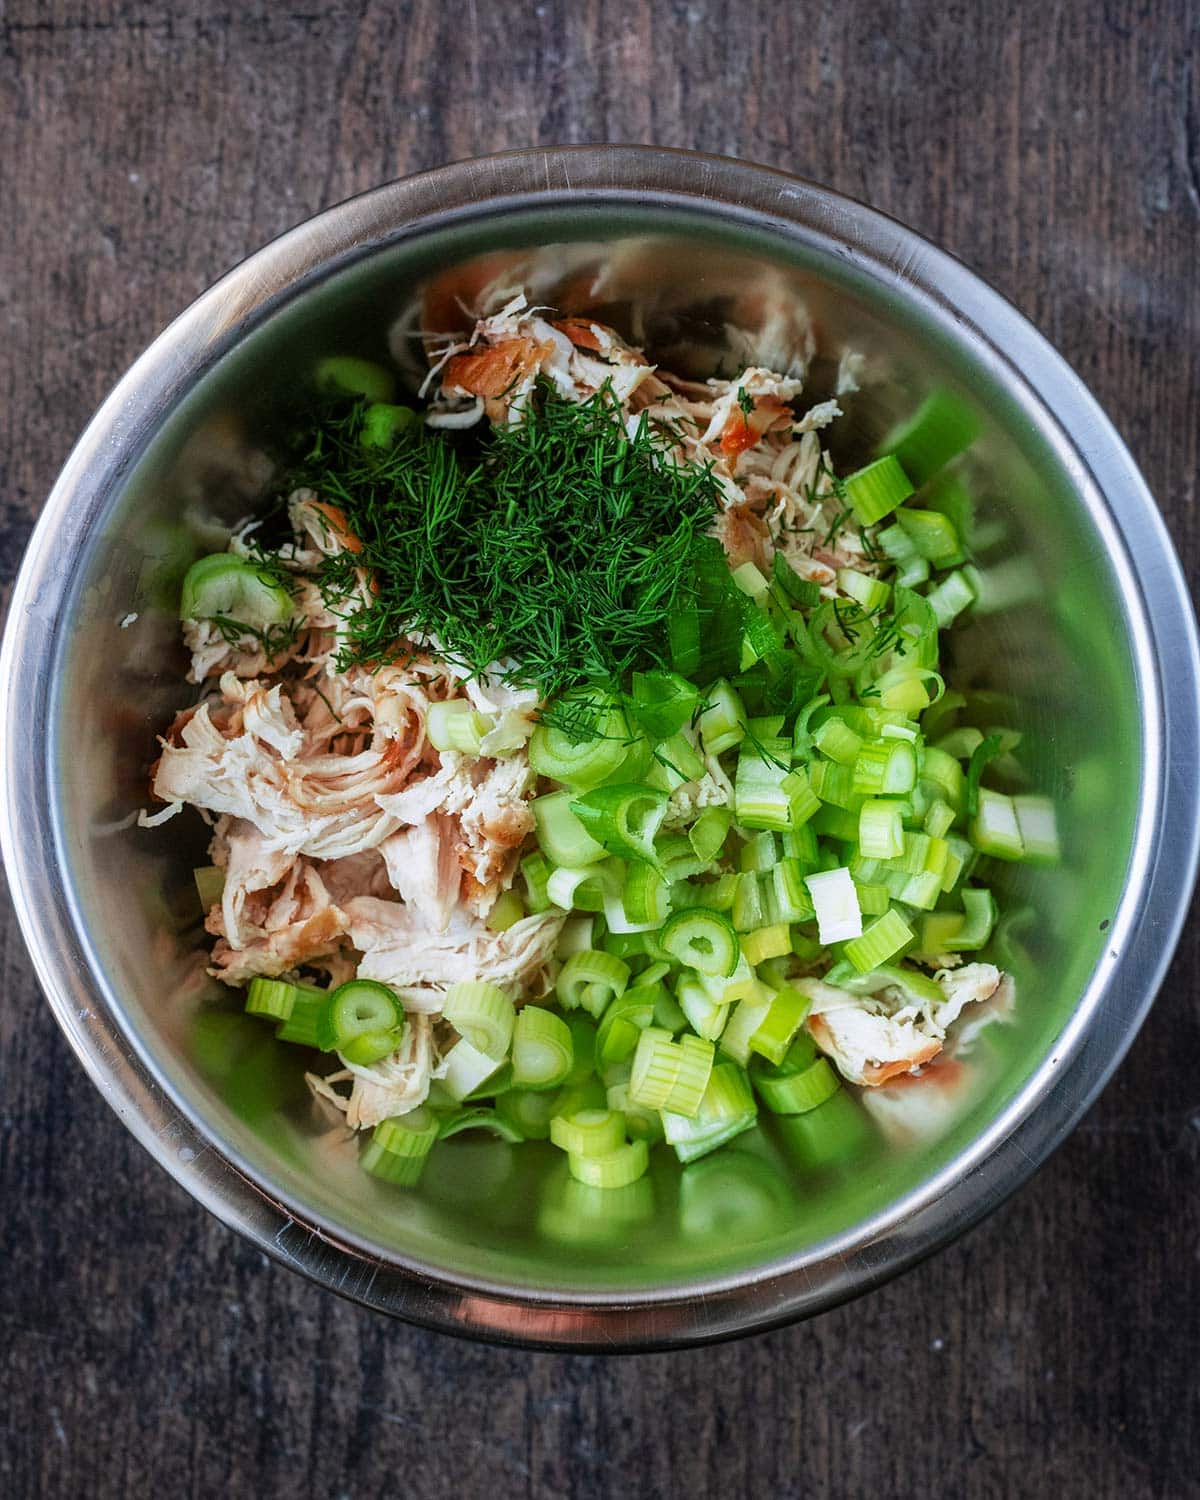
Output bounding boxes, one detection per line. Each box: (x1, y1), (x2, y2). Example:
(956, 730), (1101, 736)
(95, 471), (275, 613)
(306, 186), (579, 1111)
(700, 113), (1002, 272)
(2, 3), (1198, 1496)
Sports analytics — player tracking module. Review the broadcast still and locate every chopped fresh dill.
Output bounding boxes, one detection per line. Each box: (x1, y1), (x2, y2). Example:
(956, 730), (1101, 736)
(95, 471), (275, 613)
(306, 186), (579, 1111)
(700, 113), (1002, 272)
(739, 718), (792, 772)
(238, 535), (300, 592)
(823, 504), (854, 547)
(285, 384), (725, 701)
(832, 599), (865, 644)
(537, 691), (637, 746)
(311, 683), (344, 723)
(651, 746), (688, 780)
(207, 614), (303, 658)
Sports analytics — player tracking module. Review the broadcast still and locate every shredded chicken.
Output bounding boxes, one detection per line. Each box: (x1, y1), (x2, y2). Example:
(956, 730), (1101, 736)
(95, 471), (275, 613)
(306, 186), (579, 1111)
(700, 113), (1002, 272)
(145, 284), (1010, 1148)
(345, 900), (564, 1011)
(858, 1059), (974, 1145)
(802, 964), (1004, 1086)
(206, 856), (350, 984)
(152, 675), (420, 862)
(662, 754), (735, 831)
(306, 1012), (440, 1126)
(423, 294), (876, 593)
(151, 574), (542, 998)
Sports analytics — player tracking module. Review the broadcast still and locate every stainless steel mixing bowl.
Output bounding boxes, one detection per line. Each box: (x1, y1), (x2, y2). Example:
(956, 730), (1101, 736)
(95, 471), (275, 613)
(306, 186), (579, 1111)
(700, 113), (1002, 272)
(3, 147), (1197, 1350)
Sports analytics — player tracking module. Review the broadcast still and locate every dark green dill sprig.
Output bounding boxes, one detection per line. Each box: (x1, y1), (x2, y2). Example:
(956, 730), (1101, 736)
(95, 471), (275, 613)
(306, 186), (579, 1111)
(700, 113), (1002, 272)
(281, 383), (726, 701)
(866, 616), (905, 660)
(238, 533), (301, 592)
(832, 598), (866, 644)
(857, 524), (882, 565)
(207, 613), (304, 659)
(802, 453), (835, 508)
(537, 689), (639, 747)
(822, 504), (854, 548)
(738, 718), (792, 773)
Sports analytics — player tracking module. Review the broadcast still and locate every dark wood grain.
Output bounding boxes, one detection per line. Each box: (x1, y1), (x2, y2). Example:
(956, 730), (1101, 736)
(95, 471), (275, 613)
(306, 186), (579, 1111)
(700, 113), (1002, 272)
(2, 2), (1198, 1496)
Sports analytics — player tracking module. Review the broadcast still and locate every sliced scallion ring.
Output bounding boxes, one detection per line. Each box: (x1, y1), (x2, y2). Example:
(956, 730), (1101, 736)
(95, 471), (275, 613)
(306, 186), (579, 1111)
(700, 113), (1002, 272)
(528, 687), (633, 790)
(317, 979), (402, 1064)
(179, 553), (293, 627)
(549, 1108), (627, 1157)
(657, 907), (740, 978)
(442, 981), (515, 1059)
(567, 1138), (649, 1189)
(511, 1006), (574, 1089)
(556, 949), (631, 1018)
(569, 783), (670, 866)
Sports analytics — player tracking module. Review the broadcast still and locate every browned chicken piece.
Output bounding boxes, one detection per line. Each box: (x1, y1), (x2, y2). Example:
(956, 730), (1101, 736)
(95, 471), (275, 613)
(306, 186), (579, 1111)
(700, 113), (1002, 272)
(443, 337), (554, 398)
(208, 860), (350, 984)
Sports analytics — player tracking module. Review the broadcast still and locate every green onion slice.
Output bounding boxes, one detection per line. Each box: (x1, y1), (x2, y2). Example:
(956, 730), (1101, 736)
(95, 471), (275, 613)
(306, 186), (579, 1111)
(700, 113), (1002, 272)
(426, 700), (492, 755)
(569, 784), (670, 866)
(567, 1138), (649, 1189)
(532, 790), (608, 867)
(360, 1139), (427, 1186)
(317, 980), (402, 1064)
(697, 679), (747, 755)
(529, 688), (633, 791)
(486, 890), (525, 933)
(646, 732), (705, 792)
(374, 1105), (440, 1158)
(747, 986), (811, 1067)
(441, 1037), (506, 1101)
(719, 994), (774, 1067)
(274, 986), (331, 1047)
(965, 732), (1006, 817)
(896, 507), (965, 565)
(628, 670), (700, 740)
(556, 949), (631, 1018)
(754, 1055), (840, 1114)
(843, 455), (914, 526)
(596, 987), (657, 1064)
(971, 787), (1024, 861)
(629, 1026), (682, 1108)
(675, 974), (730, 1042)
(245, 976), (302, 1022)
(549, 1108), (627, 1158)
(658, 907), (740, 978)
(662, 1061), (757, 1163)
(179, 553), (293, 627)
(660, 1033), (716, 1118)
(520, 852), (553, 913)
(858, 798), (905, 859)
(739, 923), (792, 967)
(843, 908), (915, 973)
(621, 863), (671, 927)
(773, 551), (822, 607)
(442, 981), (515, 1060)
(689, 806), (733, 863)
(880, 389), (980, 488)
(511, 1006), (574, 1089)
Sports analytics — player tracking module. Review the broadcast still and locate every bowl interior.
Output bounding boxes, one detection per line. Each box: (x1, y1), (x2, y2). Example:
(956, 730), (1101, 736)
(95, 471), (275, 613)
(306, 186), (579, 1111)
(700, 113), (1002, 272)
(50, 198), (1141, 1294)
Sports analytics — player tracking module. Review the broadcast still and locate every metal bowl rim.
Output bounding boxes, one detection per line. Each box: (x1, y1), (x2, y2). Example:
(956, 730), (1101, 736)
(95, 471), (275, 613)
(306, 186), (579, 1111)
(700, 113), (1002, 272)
(3, 145), (1197, 1349)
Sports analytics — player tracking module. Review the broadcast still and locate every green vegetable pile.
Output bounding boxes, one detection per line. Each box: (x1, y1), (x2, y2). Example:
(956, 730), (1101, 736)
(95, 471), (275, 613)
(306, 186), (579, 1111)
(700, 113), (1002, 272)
(289, 383), (726, 699)
(180, 361), (1059, 1202)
